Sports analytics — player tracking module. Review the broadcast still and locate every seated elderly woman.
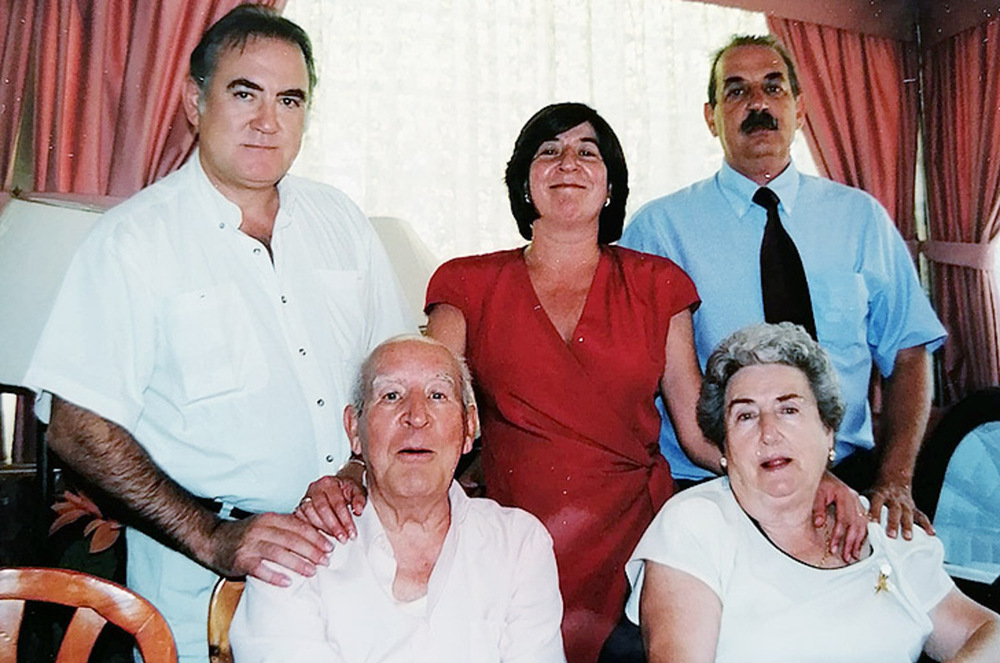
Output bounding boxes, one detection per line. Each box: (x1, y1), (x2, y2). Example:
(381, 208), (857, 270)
(230, 336), (565, 662)
(626, 323), (1000, 662)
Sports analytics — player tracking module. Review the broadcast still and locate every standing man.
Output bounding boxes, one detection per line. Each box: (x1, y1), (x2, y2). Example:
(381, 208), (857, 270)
(25, 5), (411, 661)
(621, 35), (945, 539)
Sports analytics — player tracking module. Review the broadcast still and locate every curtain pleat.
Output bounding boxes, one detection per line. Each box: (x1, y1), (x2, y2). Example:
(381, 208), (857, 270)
(0, 1), (38, 189)
(767, 17), (919, 240)
(922, 18), (1000, 403)
(30, 0), (286, 198)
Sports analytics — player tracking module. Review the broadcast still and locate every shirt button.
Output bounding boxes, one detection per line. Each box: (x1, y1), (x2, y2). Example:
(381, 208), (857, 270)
(218, 222), (225, 229)
(299, 348), (307, 356)
(253, 247), (261, 255)
(316, 399), (325, 407)
(577, 336), (584, 342)
(280, 295), (288, 304)
(325, 454), (335, 463)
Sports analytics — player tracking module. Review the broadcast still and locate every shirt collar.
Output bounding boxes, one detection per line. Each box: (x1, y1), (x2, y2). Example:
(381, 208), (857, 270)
(356, 480), (469, 556)
(185, 149), (243, 230)
(185, 148), (295, 231)
(717, 159), (800, 219)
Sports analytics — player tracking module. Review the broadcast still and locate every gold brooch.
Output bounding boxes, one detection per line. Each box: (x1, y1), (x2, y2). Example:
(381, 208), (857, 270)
(875, 562), (892, 594)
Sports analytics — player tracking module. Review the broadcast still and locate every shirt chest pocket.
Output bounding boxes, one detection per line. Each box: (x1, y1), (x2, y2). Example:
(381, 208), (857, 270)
(811, 274), (870, 349)
(162, 283), (269, 404)
(315, 269), (366, 352)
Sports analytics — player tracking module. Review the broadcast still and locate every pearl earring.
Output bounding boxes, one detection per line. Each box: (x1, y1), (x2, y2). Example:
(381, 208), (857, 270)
(828, 447), (836, 462)
(719, 456), (728, 470)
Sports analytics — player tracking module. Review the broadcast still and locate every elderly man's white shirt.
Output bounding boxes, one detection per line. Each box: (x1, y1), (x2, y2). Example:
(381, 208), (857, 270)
(25, 153), (413, 659)
(231, 482), (567, 663)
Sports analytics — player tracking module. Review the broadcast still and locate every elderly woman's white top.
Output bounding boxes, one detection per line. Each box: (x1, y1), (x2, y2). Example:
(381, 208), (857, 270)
(626, 478), (954, 663)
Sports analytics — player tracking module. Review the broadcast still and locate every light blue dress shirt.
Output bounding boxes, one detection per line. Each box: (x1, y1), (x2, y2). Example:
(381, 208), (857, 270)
(620, 161), (946, 481)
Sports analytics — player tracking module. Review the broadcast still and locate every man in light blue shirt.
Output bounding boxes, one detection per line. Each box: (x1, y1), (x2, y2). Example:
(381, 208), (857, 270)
(620, 35), (945, 539)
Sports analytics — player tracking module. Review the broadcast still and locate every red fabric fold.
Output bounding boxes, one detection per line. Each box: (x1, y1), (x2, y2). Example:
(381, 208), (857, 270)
(767, 17), (920, 241)
(0, 1), (38, 189)
(922, 18), (1000, 402)
(30, 0), (285, 198)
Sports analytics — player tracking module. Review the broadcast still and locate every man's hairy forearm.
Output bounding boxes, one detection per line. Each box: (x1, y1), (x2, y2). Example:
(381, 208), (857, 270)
(48, 396), (228, 571)
(877, 347), (932, 484)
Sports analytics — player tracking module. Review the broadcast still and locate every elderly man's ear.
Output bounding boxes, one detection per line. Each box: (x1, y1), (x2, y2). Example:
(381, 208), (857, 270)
(462, 405), (479, 455)
(344, 405), (364, 457)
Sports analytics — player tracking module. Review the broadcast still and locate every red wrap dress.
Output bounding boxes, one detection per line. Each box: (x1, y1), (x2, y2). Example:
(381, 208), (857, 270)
(425, 245), (699, 663)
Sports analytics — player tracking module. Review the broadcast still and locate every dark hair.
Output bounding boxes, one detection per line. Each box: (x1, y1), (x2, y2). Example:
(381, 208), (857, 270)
(504, 102), (629, 244)
(697, 323), (845, 450)
(190, 4), (317, 96)
(707, 35), (800, 108)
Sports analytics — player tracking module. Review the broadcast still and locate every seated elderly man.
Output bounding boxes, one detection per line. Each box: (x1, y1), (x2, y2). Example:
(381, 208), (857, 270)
(230, 335), (566, 662)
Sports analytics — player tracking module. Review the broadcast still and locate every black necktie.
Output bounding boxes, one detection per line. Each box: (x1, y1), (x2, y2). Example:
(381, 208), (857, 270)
(753, 187), (817, 340)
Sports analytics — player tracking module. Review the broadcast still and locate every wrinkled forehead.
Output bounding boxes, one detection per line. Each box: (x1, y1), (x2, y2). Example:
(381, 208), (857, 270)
(716, 45), (788, 87)
(367, 342), (462, 393)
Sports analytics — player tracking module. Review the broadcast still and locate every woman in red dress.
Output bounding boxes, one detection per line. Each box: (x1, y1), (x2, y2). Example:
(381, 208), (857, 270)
(424, 103), (711, 663)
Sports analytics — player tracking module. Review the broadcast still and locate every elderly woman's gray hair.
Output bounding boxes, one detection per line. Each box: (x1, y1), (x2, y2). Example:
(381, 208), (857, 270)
(349, 334), (476, 415)
(696, 322), (845, 449)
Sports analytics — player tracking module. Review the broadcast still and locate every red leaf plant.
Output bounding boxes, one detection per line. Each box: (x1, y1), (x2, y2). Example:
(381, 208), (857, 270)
(50, 489), (122, 554)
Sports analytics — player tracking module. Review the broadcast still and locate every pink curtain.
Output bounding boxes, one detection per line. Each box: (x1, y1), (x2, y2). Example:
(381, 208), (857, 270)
(767, 18), (920, 242)
(0, 1), (38, 190)
(922, 18), (1000, 403)
(31, 0), (285, 199)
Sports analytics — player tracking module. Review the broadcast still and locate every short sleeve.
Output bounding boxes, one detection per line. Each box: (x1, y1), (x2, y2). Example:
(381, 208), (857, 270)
(654, 257), (700, 319)
(625, 490), (730, 624)
(859, 200), (946, 375)
(885, 528), (955, 613)
(425, 257), (476, 316)
(25, 222), (156, 431)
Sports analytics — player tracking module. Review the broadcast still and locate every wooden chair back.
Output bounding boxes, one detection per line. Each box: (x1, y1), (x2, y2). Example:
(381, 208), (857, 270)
(207, 578), (245, 663)
(0, 566), (176, 663)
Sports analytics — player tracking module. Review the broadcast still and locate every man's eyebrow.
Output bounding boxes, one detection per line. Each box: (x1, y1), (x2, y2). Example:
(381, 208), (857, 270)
(775, 393), (804, 403)
(278, 88), (307, 101)
(227, 78), (263, 92)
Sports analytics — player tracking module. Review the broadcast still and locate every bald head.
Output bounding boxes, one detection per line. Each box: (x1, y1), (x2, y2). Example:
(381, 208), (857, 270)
(350, 335), (476, 417)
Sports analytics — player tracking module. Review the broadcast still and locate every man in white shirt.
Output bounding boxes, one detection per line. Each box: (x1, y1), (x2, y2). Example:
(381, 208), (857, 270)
(25, 6), (411, 660)
(230, 336), (566, 663)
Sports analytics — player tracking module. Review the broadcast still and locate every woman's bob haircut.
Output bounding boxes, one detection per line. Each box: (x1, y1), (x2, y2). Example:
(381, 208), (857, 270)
(504, 102), (629, 244)
(697, 322), (846, 450)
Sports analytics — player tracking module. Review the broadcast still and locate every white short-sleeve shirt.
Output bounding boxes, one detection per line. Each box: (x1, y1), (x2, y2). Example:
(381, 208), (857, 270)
(25, 153), (413, 659)
(626, 479), (954, 663)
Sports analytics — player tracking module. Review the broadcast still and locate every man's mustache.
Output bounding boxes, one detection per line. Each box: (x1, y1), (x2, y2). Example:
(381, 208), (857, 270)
(740, 109), (779, 134)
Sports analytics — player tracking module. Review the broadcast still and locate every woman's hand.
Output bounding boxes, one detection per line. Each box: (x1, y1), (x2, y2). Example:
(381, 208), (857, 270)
(294, 462), (367, 543)
(812, 472), (868, 562)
